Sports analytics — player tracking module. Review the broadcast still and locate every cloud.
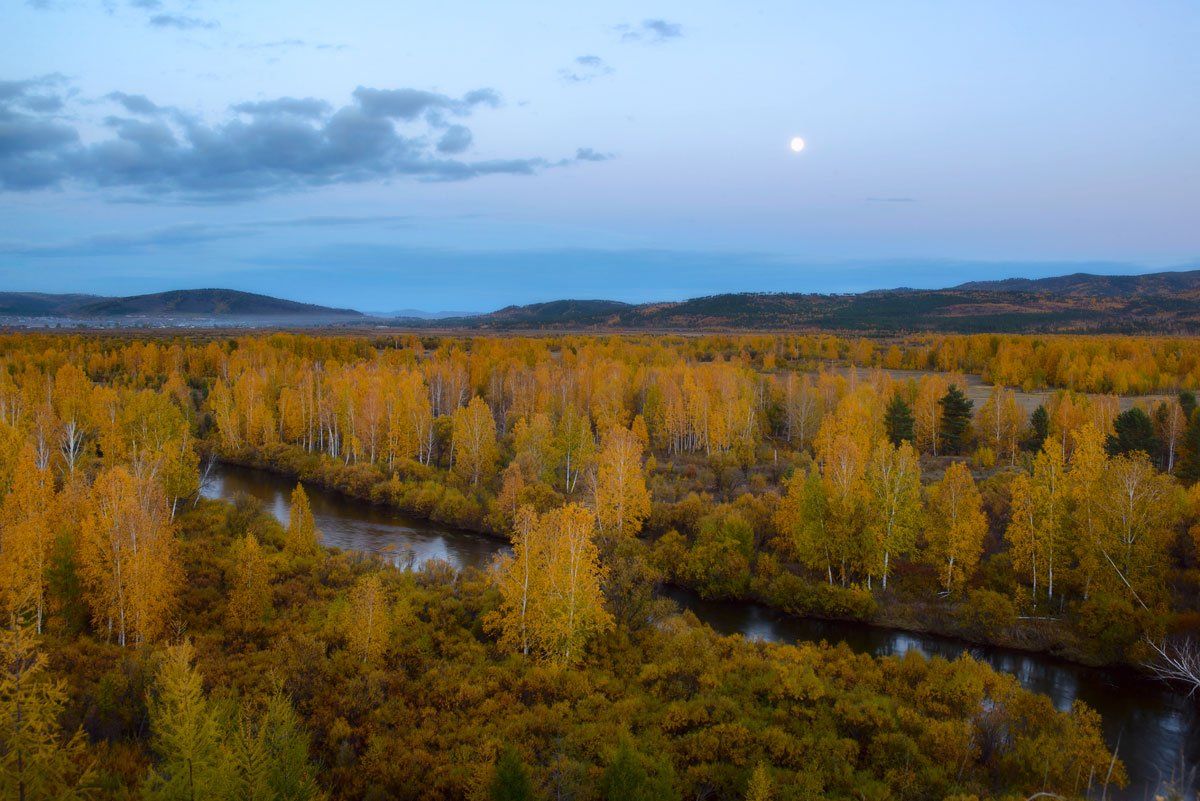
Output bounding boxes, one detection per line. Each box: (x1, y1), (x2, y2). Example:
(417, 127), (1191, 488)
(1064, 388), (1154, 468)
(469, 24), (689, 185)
(865, 197), (917, 203)
(0, 79), (610, 198)
(0, 215), (415, 257)
(148, 12), (218, 30)
(239, 39), (347, 52)
(615, 18), (683, 44)
(232, 97), (332, 119)
(106, 91), (161, 115)
(436, 125), (472, 154)
(559, 55), (614, 83)
(129, 0), (161, 8)
(574, 147), (612, 162)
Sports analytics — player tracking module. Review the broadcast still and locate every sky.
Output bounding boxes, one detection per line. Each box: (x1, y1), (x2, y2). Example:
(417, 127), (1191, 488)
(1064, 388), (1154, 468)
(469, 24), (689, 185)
(2, 0), (1198, 313)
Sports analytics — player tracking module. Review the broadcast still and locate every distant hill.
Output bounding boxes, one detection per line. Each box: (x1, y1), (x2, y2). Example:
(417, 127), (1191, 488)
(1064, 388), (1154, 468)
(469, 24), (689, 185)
(0, 289), (362, 324)
(436, 269), (1200, 334)
(74, 289), (362, 318)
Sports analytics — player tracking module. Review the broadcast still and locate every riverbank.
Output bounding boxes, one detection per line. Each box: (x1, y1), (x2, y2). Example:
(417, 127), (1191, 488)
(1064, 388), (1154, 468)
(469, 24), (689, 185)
(206, 446), (1130, 671)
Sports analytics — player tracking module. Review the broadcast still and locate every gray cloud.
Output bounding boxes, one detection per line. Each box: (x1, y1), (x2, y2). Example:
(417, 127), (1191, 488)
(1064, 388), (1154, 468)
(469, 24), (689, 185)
(0, 79), (610, 198)
(148, 13), (218, 30)
(232, 97), (331, 119)
(436, 125), (472, 154)
(106, 91), (161, 115)
(616, 18), (683, 43)
(0, 215), (415, 258)
(574, 148), (612, 162)
(559, 55), (614, 83)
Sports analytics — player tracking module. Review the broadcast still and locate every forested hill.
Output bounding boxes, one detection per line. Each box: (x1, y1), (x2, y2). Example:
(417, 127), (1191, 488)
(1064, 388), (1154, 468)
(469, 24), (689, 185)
(0, 288), (363, 321)
(438, 268), (1200, 334)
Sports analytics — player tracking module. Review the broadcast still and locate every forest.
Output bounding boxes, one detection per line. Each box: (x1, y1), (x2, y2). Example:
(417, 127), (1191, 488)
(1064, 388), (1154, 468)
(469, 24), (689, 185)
(1, 330), (1198, 800)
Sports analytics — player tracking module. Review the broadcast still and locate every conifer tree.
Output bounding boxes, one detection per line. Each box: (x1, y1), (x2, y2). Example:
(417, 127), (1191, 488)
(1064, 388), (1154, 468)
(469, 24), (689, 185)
(883, 394), (914, 446)
(0, 625), (93, 800)
(226, 534), (272, 630)
(745, 762), (774, 801)
(489, 747), (534, 801)
(937, 384), (973, 455)
(1106, 407), (1158, 458)
(285, 485), (319, 557)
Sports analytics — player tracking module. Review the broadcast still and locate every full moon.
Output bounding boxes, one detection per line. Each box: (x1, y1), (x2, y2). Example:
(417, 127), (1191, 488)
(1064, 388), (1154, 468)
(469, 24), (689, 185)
(789, 137), (806, 153)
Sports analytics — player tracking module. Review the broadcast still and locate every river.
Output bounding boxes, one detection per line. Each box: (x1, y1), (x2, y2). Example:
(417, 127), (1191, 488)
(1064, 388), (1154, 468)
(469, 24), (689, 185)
(201, 461), (1198, 799)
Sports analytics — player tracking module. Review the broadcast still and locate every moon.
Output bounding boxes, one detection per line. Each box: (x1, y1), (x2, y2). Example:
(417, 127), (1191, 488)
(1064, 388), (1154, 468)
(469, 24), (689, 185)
(789, 136), (806, 153)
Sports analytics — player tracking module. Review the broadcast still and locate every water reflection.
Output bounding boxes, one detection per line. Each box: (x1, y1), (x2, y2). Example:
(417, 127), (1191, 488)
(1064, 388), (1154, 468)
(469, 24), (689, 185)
(202, 462), (1197, 800)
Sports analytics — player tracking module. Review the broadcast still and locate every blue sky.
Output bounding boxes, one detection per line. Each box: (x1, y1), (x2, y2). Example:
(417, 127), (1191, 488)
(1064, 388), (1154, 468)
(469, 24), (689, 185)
(2, 0), (1197, 312)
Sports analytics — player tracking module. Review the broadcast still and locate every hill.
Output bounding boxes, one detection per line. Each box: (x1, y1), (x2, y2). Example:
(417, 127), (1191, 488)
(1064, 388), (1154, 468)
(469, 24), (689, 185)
(438, 269), (1200, 333)
(0, 289), (362, 324)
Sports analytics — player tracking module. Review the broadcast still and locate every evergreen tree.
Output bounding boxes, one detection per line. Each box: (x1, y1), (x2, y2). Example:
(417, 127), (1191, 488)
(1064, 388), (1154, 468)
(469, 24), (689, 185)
(1180, 390), (1197, 421)
(1177, 408), (1200, 484)
(937, 385), (973, 455)
(0, 625), (93, 800)
(1028, 405), (1050, 451)
(745, 762), (774, 801)
(883, 394), (914, 446)
(490, 747), (535, 801)
(1106, 407), (1159, 458)
(285, 485), (319, 557)
(598, 736), (676, 801)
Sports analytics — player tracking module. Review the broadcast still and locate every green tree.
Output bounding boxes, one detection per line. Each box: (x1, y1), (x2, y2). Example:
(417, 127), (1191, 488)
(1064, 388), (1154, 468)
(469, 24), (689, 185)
(883, 394), (914, 446)
(1106, 407), (1158, 458)
(1176, 408), (1200, 483)
(937, 385), (973, 455)
(1028, 405), (1050, 451)
(598, 736), (676, 801)
(489, 746), (535, 801)
(0, 625), (93, 800)
(143, 640), (235, 801)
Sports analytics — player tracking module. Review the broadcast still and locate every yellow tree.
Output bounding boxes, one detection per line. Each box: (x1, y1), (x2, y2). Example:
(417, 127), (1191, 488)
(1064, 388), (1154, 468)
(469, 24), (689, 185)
(539, 504), (612, 665)
(774, 468), (835, 585)
(1095, 452), (1182, 609)
(451, 396), (498, 487)
(1065, 424), (1108, 600)
(0, 625), (94, 799)
(79, 466), (179, 647)
(492, 507), (545, 656)
(913, 375), (949, 456)
(977, 387), (1024, 465)
(285, 484), (320, 557)
(226, 534), (273, 630)
(492, 504), (612, 665)
(592, 424), (651, 538)
(862, 440), (922, 590)
(1005, 441), (1066, 602)
(925, 462), (987, 595)
(0, 447), (54, 631)
(345, 573), (390, 665)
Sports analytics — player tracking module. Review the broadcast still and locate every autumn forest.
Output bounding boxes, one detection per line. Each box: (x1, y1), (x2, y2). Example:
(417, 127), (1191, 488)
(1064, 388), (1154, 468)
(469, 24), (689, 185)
(2, 331), (1199, 800)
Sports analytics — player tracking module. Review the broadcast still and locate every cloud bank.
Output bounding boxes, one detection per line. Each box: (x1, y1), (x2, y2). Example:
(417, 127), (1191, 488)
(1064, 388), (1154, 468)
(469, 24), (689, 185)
(0, 79), (610, 199)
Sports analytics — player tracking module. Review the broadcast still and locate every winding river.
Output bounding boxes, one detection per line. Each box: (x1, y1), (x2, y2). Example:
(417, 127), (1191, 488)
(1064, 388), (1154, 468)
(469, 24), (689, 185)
(202, 462), (1198, 800)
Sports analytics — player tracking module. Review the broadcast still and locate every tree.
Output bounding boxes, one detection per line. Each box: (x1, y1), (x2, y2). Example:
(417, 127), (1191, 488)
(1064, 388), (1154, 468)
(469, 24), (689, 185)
(285, 485), (319, 558)
(489, 747), (534, 801)
(883, 394), (914, 446)
(226, 534), (272, 630)
(774, 468), (835, 585)
(79, 466), (179, 647)
(0, 447), (54, 632)
(258, 688), (324, 801)
(863, 441), (922, 590)
(913, 376), (949, 456)
(598, 736), (676, 801)
(143, 640), (235, 800)
(0, 625), (93, 800)
(925, 463), (986, 595)
(745, 762), (774, 801)
(1153, 399), (1187, 473)
(452, 396), (498, 487)
(938, 384), (973, 455)
(1180, 406), (1200, 483)
(1106, 407), (1158, 458)
(345, 574), (390, 665)
(1005, 442), (1066, 602)
(592, 425), (650, 539)
(492, 504), (612, 665)
(977, 387), (1023, 465)
(1028, 405), (1050, 452)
